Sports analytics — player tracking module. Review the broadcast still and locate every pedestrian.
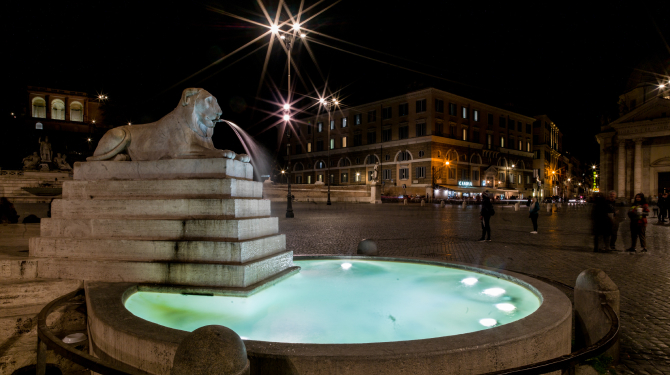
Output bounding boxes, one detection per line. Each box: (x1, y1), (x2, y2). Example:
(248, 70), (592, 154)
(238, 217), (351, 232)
(592, 193), (613, 252)
(478, 190), (494, 242)
(658, 192), (668, 224)
(626, 193), (649, 253)
(529, 197), (540, 233)
(0, 197), (19, 224)
(608, 190), (623, 251)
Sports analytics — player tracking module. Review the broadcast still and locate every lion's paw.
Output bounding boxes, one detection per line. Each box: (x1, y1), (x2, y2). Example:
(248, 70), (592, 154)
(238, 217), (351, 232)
(235, 154), (251, 163)
(221, 150), (237, 159)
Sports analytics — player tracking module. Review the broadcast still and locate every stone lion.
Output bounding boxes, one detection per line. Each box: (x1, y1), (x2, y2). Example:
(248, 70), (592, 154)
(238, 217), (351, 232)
(87, 88), (250, 162)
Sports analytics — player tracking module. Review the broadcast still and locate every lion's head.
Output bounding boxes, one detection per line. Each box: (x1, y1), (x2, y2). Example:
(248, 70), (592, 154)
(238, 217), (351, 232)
(179, 88), (222, 138)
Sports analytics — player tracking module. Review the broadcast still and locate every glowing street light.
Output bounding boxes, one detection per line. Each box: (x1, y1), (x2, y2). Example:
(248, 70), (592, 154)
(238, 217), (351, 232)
(92, 120), (96, 124)
(270, 25), (279, 34)
(300, 33), (306, 38)
(592, 165), (596, 169)
(87, 138), (92, 142)
(292, 23), (301, 31)
(283, 103), (290, 110)
(128, 122), (132, 126)
(283, 114), (290, 121)
(319, 98), (326, 104)
(445, 161), (450, 165)
(661, 84), (666, 89)
(281, 170), (285, 174)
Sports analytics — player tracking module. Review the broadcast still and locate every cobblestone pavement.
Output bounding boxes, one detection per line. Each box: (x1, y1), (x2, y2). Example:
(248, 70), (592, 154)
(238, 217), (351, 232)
(272, 202), (670, 375)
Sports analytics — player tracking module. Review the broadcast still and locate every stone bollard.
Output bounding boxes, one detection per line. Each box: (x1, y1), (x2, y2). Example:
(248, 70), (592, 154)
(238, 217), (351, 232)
(171, 325), (249, 375)
(403, 199), (407, 205)
(574, 269), (620, 363)
(421, 199), (425, 207)
(462, 201), (466, 208)
(357, 239), (378, 256)
(440, 201), (445, 207)
(514, 202), (520, 211)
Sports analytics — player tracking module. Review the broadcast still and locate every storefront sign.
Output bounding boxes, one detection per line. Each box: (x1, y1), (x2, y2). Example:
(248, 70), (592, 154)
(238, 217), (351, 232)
(458, 181), (472, 187)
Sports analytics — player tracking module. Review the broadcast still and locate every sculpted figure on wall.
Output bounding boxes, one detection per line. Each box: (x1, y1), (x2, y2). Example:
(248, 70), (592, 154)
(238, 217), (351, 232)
(39, 137), (52, 162)
(371, 162), (379, 182)
(87, 88), (250, 162)
(53, 153), (72, 170)
(22, 152), (41, 170)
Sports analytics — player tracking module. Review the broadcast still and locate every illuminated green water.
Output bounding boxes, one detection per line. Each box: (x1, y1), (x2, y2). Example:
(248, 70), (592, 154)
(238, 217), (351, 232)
(125, 259), (541, 344)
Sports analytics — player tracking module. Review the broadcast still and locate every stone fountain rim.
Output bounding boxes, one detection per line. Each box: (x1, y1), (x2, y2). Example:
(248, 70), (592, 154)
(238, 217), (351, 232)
(86, 255), (571, 372)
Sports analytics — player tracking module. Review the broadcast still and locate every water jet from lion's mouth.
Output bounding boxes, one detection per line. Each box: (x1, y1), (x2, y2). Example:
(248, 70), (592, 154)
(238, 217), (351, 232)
(221, 119), (272, 182)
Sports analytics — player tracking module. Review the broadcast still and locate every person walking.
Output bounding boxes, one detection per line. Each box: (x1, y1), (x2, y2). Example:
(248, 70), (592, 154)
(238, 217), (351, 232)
(529, 197), (540, 234)
(592, 193), (613, 252)
(658, 192), (668, 224)
(478, 191), (494, 242)
(626, 193), (649, 253)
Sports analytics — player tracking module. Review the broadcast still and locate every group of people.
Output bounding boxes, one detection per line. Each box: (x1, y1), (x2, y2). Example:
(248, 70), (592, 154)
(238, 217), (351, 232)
(592, 191), (652, 253)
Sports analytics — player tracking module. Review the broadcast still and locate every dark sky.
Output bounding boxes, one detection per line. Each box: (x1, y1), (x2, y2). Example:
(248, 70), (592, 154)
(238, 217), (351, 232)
(5, 0), (670, 163)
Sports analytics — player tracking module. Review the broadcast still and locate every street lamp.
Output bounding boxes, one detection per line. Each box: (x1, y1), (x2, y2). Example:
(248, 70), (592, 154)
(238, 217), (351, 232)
(318, 97), (340, 205)
(285, 127), (294, 218)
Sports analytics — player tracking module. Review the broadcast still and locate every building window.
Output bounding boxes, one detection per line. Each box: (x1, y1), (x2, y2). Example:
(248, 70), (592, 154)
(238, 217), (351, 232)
(355, 158), (360, 164)
(488, 113), (493, 125)
(499, 116), (506, 128)
(398, 103), (409, 116)
(435, 122), (443, 136)
(518, 174), (522, 184)
(527, 140), (531, 152)
(437, 151), (441, 158)
(473, 130), (480, 143)
(317, 122), (323, 132)
(317, 161), (325, 169)
(526, 124), (531, 133)
(307, 175), (312, 184)
(510, 174), (515, 183)
(355, 173), (361, 182)
(368, 110), (376, 122)
(32, 97), (46, 118)
(449, 103), (457, 116)
(307, 142), (312, 152)
(385, 154), (390, 161)
(462, 107), (468, 119)
(340, 158), (351, 166)
(399, 125), (409, 139)
(416, 122), (426, 136)
(509, 136), (513, 149)
(399, 168), (409, 180)
(296, 176), (303, 184)
(342, 117), (348, 128)
(517, 122), (522, 132)
(450, 124), (456, 137)
(381, 128), (392, 142)
(383, 169), (392, 180)
(526, 175), (531, 184)
(435, 99), (444, 113)
(342, 136), (347, 148)
(330, 138), (335, 149)
(448, 168), (455, 179)
(296, 144), (302, 154)
(462, 128), (468, 141)
(330, 120), (335, 130)
(473, 110), (479, 122)
(418, 150), (425, 158)
(461, 169), (467, 180)
(416, 99), (427, 113)
(355, 114), (362, 125)
(317, 140), (324, 151)
(70, 102), (83, 122)
(36, 122), (43, 129)
(354, 133), (362, 146)
(508, 120), (514, 130)
(416, 167), (426, 178)
(366, 155), (378, 164)
(368, 130), (377, 144)
(382, 107), (392, 119)
(487, 134), (492, 149)
(473, 170), (480, 181)
(51, 99), (65, 120)
(519, 140), (523, 151)
(398, 151), (411, 161)
(500, 136), (505, 148)
(330, 159), (336, 167)
(330, 174), (334, 184)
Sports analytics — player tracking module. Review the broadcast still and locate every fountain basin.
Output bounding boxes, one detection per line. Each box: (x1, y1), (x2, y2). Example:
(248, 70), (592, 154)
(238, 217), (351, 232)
(86, 256), (572, 374)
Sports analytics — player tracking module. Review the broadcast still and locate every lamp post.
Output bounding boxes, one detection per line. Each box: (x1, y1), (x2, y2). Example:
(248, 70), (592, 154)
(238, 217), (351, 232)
(319, 97), (339, 205)
(285, 128), (294, 218)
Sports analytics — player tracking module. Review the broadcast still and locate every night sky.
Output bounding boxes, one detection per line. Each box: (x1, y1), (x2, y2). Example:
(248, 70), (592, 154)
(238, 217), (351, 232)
(5, 0), (670, 164)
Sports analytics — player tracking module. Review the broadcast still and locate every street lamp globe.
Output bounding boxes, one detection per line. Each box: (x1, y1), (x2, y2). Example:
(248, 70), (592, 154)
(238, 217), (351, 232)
(292, 23), (300, 31)
(270, 25), (279, 34)
(319, 98), (326, 104)
(283, 114), (290, 121)
(283, 103), (290, 110)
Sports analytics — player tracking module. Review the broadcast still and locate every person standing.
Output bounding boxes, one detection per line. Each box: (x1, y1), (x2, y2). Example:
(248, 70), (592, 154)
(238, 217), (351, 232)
(529, 197), (540, 234)
(626, 193), (649, 253)
(592, 193), (613, 252)
(478, 191), (494, 242)
(608, 190), (623, 251)
(658, 192), (668, 224)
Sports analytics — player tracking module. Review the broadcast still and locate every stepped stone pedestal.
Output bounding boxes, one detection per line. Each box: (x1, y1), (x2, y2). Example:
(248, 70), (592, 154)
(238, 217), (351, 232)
(29, 158), (298, 294)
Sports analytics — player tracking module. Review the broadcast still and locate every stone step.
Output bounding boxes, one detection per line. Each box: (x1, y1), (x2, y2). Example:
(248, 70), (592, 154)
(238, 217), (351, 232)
(63, 178), (262, 200)
(40, 217), (278, 241)
(34, 251), (294, 288)
(0, 258), (38, 279)
(74, 158), (252, 181)
(51, 198), (271, 219)
(0, 279), (82, 308)
(30, 235), (286, 263)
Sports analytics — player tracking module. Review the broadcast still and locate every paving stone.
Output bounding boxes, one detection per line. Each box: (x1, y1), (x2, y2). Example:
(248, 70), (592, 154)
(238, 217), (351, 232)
(272, 202), (670, 374)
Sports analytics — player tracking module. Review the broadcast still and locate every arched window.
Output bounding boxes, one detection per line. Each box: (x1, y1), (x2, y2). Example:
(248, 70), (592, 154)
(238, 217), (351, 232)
(366, 155), (378, 164)
(339, 158), (351, 167)
(497, 157), (508, 168)
(294, 162), (304, 171)
(32, 97), (46, 118)
(397, 150), (412, 162)
(470, 154), (482, 164)
(460, 154), (466, 162)
(446, 150), (458, 163)
(51, 99), (65, 120)
(316, 161), (325, 169)
(70, 101), (83, 122)
(517, 160), (525, 169)
(437, 150), (441, 158)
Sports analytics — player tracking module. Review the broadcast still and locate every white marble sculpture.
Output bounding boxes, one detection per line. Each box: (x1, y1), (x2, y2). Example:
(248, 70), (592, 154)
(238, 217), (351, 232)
(87, 88), (250, 162)
(22, 152), (41, 170)
(53, 153), (72, 170)
(371, 162), (379, 182)
(39, 137), (52, 162)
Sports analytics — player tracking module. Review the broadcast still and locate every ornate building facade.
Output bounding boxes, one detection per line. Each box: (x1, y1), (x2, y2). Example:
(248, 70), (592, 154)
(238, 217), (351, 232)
(284, 88), (537, 198)
(597, 83), (670, 200)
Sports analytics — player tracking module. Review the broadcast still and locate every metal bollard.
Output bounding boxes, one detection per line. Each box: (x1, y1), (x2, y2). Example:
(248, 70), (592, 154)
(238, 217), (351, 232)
(514, 202), (520, 211)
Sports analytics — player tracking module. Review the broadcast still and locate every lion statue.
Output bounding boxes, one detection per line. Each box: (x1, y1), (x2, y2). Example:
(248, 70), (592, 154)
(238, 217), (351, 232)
(87, 88), (250, 162)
